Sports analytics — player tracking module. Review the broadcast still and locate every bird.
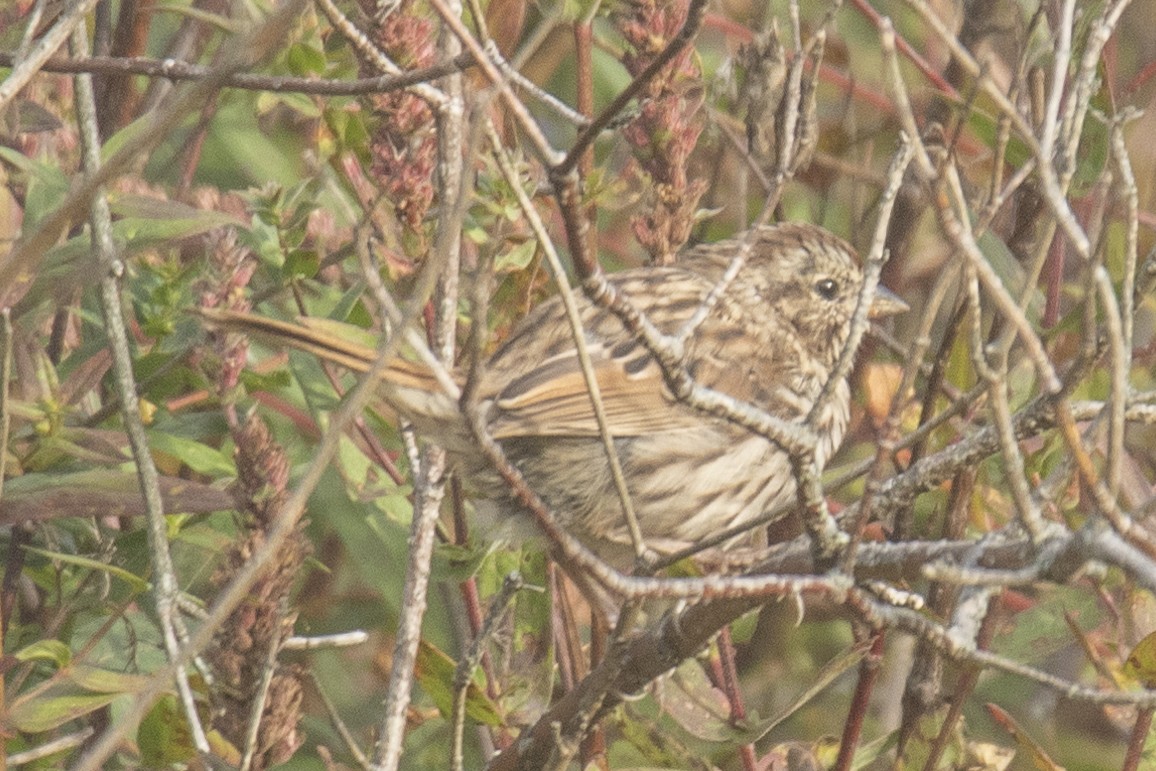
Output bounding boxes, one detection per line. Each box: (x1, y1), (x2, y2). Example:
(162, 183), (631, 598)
(202, 223), (906, 566)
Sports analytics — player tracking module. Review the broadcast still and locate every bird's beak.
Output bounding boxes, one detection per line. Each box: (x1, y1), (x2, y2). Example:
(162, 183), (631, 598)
(868, 286), (909, 319)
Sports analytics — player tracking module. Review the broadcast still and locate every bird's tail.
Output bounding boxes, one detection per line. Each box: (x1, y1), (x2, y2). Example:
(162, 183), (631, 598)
(199, 308), (462, 433)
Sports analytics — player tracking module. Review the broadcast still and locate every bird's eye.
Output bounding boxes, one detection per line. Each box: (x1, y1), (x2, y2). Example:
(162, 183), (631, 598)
(814, 278), (839, 300)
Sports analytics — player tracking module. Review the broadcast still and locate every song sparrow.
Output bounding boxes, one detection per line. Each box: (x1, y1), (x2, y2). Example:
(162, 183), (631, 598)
(204, 223), (905, 564)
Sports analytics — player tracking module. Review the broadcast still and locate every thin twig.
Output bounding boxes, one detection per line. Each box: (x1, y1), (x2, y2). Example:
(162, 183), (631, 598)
(314, 0), (447, 107)
(0, 309), (12, 502)
(557, 0), (708, 177)
(283, 631), (369, 650)
(940, 163), (1062, 394)
(310, 671), (372, 769)
(0, 0), (102, 112)
(0, 49), (473, 95)
(70, 19), (208, 755)
(0, 0), (311, 309)
(451, 573), (523, 771)
(239, 598), (290, 771)
(483, 123), (645, 559)
(4, 728), (95, 766)
(840, 134), (917, 568)
(850, 584), (1156, 706)
(879, 17), (934, 177)
(371, 8), (469, 762)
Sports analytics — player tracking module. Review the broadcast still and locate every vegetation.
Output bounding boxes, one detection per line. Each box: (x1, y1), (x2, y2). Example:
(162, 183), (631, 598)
(1, 0), (1155, 768)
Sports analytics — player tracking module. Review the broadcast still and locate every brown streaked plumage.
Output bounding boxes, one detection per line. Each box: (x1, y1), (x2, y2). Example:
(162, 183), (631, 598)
(202, 223), (906, 565)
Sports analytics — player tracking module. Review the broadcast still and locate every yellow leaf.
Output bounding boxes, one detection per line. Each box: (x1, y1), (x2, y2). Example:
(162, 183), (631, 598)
(1125, 630), (1156, 688)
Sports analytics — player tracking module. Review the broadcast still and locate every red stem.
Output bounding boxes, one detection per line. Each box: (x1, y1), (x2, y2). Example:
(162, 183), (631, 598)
(717, 627), (757, 771)
(847, 0), (959, 98)
(1123, 706), (1155, 771)
(833, 630), (886, 771)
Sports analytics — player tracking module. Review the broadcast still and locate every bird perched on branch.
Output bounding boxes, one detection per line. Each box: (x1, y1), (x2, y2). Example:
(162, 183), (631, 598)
(203, 223), (906, 566)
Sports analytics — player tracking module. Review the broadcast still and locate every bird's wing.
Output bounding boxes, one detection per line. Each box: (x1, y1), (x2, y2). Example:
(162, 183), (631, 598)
(488, 339), (689, 438)
(484, 270), (800, 439)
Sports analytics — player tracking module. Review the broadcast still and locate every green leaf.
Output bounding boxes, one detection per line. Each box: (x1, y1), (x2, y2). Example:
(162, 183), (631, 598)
(147, 431), (236, 476)
(70, 666), (152, 694)
(1126, 631), (1156, 687)
(4, 148), (71, 231)
(40, 201), (243, 269)
(376, 489), (416, 523)
(476, 550), (553, 717)
(962, 106), (1031, 168)
(286, 41), (327, 75)
(257, 89), (323, 118)
(311, 469), (408, 614)
(430, 541), (490, 583)
(100, 110), (165, 163)
(326, 106), (370, 155)
(153, 0), (239, 30)
(662, 657), (737, 743)
(238, 367), (293, 393)
(1068, 108), (1110, 197)
(744, 637), (874, 743)
(415, 640), (503, 726)
(991, 585), (1101, 663)
(138, 693), (198, 766)
(495, 239), (538, 272)
(284, 248), (321, 279)
(7, 692), (122, 733)
(976, 228), (1040, 321)
(13, 99), (63, 132)
(109, 193), (242, 225)
(22, 546), (151, 593)
(14, 639), (72, 667)
(332, 281), (369, 324)
(1, 470), (234, 523)
(201, 101), (303, 186)
(295, 314), (379, 348)
(0, 145), (38, 172)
